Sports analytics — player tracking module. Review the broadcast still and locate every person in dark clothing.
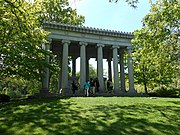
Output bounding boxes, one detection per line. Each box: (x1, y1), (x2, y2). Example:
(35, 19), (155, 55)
(90, 78), (95, 96)
(95, 78), (100, 92)
(72, 81), (77, 95)
(107, 79), (113, 93)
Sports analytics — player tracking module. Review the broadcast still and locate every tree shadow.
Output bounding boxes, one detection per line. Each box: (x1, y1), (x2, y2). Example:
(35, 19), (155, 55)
(0, 98), (179, 135)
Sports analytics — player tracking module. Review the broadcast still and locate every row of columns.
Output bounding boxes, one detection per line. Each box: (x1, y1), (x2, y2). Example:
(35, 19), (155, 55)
(42, 39), (135, 95)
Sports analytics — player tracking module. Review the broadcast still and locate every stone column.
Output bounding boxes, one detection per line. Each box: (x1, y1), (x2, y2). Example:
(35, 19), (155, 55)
(86, 58), (90, 80)
(58, 54), (62, 93)
(97, 44), (104, 92)
(127, 46), (135, 94)
(72, 57), (76, 77)
(61, 40), (70, 95)
(112, 45), (120, 94)
(41, 38), (52, 94)
(119, 49), (126, 93)
(107, 58), (112, 80)
(79, 42), (88, 91)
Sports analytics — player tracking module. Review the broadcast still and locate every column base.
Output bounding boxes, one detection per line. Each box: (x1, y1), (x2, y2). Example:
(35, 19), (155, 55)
(30, 88), (57, 98)
(114, 88), (121, 95)
(128, 89), (137, 95)
(114, 92), (121, 96)
(61, 88), (73, 96)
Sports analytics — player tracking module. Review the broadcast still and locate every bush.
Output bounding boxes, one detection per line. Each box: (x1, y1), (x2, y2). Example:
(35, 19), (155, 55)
(149, 86), (180, 97)
(0, 94), (10, 102)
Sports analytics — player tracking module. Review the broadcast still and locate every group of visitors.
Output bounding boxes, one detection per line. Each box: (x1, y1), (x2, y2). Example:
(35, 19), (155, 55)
(84, 78), (99, 97)
(71, 78), (113, 96)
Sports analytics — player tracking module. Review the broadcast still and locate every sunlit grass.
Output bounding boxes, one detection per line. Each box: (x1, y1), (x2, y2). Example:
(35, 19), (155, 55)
(0, 97), (180, 135)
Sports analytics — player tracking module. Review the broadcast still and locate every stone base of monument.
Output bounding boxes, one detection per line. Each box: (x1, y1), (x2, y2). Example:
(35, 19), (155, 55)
(117, 90), (147, 97)
(29, 88), (148, 98)
(91, 90), (148, 97)
(29, 88), (60, 99)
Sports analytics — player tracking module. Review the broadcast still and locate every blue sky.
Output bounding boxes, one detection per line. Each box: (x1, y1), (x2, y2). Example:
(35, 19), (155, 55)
(69, 0), (151, 32)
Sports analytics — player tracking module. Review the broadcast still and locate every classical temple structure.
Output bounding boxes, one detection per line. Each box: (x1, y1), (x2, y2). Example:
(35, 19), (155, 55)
(41, 22), (137, 96)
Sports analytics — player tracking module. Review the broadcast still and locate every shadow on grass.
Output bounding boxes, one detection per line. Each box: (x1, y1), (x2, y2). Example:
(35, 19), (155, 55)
(0, 98), (179, 135)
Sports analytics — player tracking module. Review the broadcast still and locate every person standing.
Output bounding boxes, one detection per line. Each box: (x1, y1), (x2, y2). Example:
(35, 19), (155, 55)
(84, 80), (90, 96)
(72, 80), (77, 96)
(107, 79), (113, 93)
(90, 78), (95, 96)
(95, 78), (100, 93)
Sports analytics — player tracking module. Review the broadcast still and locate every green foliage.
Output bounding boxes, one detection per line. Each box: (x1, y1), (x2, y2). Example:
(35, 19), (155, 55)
(0, 0), (84, 79)
(35, 0), (85, 25)
(132, 0), (180, 93)
(89, 64), (97, 79)
(149, 86), (180, 97)
(49, 73), (59, 93)
(0, 76), (41, 98)
(26, 79), (41, 95)
(76, 64), (97, 79)
(109, 0), (139, 8)
(0, 0), (85, 93)
(7, 90), (22, 99)
(0, 0), (50, 80)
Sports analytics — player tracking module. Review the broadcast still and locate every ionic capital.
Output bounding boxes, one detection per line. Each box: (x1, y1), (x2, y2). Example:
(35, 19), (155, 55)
(112, 45), (119, 49)
(62, 40), (71, 45)
(79, 41), (88, 46)
(97, 43), (104, 48)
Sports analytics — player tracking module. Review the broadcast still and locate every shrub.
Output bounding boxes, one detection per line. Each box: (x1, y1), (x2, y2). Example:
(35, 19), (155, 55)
(7, 90), (22, 99)
(149, 86), (180, 97)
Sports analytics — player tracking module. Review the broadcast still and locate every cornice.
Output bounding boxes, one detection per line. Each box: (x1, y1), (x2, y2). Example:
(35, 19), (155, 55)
(43, 22), (134, 39)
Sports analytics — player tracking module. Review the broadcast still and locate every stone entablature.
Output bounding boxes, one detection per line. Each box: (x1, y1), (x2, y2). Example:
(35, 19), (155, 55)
(43, 22), (133, 47)
(43, 22), (133, 38)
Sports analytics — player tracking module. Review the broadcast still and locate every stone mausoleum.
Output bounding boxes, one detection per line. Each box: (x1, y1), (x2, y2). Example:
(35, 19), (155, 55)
(41, 22), (137, 96)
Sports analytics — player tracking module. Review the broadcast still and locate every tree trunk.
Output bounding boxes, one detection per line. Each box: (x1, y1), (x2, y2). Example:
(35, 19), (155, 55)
(144, 82), (148, 94)
(142, 69), (148, 94)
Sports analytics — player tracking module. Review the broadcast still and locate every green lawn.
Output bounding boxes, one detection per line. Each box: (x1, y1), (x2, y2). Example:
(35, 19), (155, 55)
(0, 97), (180, 135)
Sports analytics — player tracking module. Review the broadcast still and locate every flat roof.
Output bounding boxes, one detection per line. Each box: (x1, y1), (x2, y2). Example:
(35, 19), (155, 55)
(43, 22), (134, 39)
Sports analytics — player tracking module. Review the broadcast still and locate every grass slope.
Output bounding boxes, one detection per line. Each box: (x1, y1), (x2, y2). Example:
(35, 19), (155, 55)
(0, 97), (180, 135)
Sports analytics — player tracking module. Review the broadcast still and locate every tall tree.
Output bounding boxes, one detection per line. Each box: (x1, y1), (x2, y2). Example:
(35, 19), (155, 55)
(132, 0), (180, 93)
(0, 0), (85, 81)
(0, 0), (85, 96)
(0, 0), (50, 81)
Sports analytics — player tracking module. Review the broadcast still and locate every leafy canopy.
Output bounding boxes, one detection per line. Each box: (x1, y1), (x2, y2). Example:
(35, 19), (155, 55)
(0, 0), (85, 81)
(35, 0), (85, 25)
(132, 0), (180, 92)
(0, 0), (49, 80)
